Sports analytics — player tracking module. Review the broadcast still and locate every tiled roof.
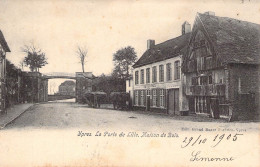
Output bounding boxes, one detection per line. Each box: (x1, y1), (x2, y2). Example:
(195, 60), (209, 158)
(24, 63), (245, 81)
(0, 30), (10, 52)
(198, 13), (260, 64)
(133, 32), (191, 68)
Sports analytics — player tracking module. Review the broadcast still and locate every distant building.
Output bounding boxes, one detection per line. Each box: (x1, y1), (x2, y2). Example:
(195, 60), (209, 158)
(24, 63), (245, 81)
(58, 80), (76, 96)
(0, 30), (11, 113)
(131, 21), (191, 114)
(182, 12), (260, 120)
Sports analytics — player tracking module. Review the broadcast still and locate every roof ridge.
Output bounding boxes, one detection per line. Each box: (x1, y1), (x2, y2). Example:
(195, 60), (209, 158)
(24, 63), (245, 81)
(155, 32), (191, 47)
(197, 12), (260, 26)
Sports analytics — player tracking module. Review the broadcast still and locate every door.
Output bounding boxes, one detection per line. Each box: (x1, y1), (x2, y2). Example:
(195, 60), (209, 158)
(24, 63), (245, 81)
(168, 89), (179, 115)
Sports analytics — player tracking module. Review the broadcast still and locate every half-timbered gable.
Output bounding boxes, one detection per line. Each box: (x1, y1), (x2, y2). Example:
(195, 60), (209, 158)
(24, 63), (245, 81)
(183, 12), (260, 121)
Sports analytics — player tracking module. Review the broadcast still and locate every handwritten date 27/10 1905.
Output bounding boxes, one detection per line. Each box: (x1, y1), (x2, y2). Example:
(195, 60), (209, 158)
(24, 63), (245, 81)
(181, 133), (243, 148)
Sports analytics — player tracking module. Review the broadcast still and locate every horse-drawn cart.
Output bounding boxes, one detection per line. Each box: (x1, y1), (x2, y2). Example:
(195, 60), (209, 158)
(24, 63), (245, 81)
(83, 91), (107, 108)
(110, 92), (130, 110)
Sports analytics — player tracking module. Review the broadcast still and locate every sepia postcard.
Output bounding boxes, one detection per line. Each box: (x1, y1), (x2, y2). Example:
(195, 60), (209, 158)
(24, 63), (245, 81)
(0, 0), (259, 166)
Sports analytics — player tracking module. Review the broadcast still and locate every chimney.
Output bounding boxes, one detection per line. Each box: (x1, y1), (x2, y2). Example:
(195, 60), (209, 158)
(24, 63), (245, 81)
(147, 39), (155, 49)
(182, 21), (191, 35)
(204, 11), (215, 16)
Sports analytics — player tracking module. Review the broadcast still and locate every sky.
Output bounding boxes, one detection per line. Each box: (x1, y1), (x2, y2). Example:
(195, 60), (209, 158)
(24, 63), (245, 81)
(0, 0), (259, 93)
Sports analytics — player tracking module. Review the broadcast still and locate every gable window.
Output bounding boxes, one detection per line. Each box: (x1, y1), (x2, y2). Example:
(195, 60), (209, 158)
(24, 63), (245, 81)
(206, 56), (212, 70)
(135, 71), (139, 85)
(146, 68), (150, 83)
(166, 63), (172, 81)
(174, 61), (180, 80)
(201, 57), (206, 70)
(152, 66), (157, 83)
(140, 69), (144, 84)
(159, 65), (164, 82)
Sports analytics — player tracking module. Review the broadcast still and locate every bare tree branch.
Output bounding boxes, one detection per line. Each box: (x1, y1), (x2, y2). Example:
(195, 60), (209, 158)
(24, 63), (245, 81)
(76, 46), (88, 73)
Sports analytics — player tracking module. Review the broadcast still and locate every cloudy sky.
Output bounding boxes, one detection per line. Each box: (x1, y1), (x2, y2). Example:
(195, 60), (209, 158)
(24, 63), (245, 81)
(0, 0), (259, 93)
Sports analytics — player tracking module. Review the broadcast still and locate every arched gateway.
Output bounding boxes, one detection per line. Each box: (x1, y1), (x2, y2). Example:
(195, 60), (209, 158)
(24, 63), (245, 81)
(21, 72), (94, 103)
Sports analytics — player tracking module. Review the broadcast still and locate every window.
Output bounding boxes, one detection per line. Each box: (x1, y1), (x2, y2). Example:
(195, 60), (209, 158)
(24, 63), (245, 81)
(135, 90), (138, 105)
(140, 90), (144, 106)
(146, 68), (150, 83)
(135, 71), (139, 85)
(152, 66), (157, 83)
(166, 63), (172, 81)
(147, 90), (151, 96)
(174, 61), (180, 80)
(201, 76), (208, 85)
(192, 77), (198, 85)
(140, 69), (144, 84)
(160, 89), (165, 107)
(153, 89), (157, 107)
(201, 57), (206, 70)
(159, 65), (164, 82)
(208, 75), (213, 84)
(206, 56), (212, 70)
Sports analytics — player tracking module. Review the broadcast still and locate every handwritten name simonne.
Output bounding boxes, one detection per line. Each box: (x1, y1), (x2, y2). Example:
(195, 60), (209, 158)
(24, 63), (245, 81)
(190, 151), (234, 162)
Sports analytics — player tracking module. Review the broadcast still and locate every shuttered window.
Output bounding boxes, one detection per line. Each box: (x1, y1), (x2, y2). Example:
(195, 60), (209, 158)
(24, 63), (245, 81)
(159, 65), (164, 82)
(140, 90), (144, 106)
(135, 90), (138, 105)
(146, 68), (150, 83)
(135, 71), (139, 85)
(152, 66), (157, 83)
(174, 61), (180, 80)
(166, 63), (172, 81)
(152, 89), (157, 107)
(160, 89), (165, 107)
(140, 69), (144, 84)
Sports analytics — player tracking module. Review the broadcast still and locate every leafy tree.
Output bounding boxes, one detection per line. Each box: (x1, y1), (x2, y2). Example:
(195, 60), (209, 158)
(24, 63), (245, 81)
(76, 46), (88, 73)
(93, 74), (125, 96)
(22, 44), (48, 72)
(112, 46), (137, 79)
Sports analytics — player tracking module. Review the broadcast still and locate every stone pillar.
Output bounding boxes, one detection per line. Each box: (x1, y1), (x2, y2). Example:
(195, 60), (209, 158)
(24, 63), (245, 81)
(75, 72), (93, 103)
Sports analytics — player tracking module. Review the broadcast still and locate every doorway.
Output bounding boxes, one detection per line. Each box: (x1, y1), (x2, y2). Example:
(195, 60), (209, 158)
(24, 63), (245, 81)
(168, 89), (179, 115)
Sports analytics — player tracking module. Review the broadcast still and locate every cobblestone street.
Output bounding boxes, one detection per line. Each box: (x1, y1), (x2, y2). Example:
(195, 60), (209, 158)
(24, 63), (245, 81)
(0, 101), (259, 167)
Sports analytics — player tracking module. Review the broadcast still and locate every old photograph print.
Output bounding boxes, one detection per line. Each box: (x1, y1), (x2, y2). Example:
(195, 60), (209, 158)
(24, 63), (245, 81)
(0, 0), (259, 166)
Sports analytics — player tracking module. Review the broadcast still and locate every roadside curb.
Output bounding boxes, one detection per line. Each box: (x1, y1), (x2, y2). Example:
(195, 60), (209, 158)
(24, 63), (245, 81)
(0, 104), (36, 130)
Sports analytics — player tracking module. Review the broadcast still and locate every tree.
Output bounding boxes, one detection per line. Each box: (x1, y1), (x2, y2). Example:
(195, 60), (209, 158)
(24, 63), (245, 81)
(76, 46), (88, 73)
(22, 44), (48, 72)
(112, 46), (137, 79)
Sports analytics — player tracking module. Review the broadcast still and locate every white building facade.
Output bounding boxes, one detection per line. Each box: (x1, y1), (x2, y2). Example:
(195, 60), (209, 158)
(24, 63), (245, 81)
(130, 22), (191, 114)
